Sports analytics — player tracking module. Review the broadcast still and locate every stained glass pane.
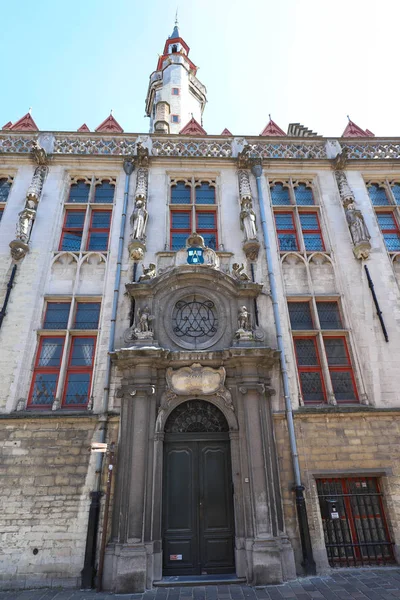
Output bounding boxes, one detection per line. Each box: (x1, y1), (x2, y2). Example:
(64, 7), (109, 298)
(91, 211), (111, 228)
(61, 232), (82, 251)
(197, 212), (216, 229)
(299, 371), (325, 402)
(87, 232), (108, 251)
(67, 182), (90, 203)
(317, 302), (342, 329)
(275, 213), (294, 230)
(171, 233), (188, 250)
(0, 178), (11, 202)
(30, 373), (58, 405)
(368, 184), (389, 206)
(391, 183), (400, 205)
(44, 302), (71, 329)
(195, 183), (215, 204)
(324, 338), (349, 366)
(74, 303), (101, 329)
(278, 234), (298, 251)
(330, 371), (357, 401)
(288, 302), (313, 330)
(38, 338), (64, 367)
(94, 182), (114, 203)
(383, 234), (400, 251)
(377, 214), (396, 229)
(65, 211), (85, 228)
(299, 213), (319, 230)
(202, 233), (217, 249)
(70, 338), (95, 366)
(303, 233), (324, 251)
(64, 372), (91, 405)
(271, 183), (290, 206)
(295, 184), (314, 205)
(171, 182), (191, 204)
(294, 338), (319, 366)
(171, 212), (190, 228)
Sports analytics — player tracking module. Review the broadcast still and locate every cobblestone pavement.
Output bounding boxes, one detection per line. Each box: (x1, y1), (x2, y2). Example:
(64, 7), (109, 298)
(1, 569), (400, 600)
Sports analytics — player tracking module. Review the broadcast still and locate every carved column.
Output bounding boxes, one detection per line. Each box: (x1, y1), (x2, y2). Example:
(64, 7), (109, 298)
(129, 143), (149, 262)
(237, 146), (260, 261)
(9, 141), (49, 261)
(332, 151), (371, 260)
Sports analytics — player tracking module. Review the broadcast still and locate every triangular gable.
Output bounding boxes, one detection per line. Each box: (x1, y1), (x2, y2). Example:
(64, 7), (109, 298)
(95, 114), (124, 133)
(8, 112), (39, 132)
(2, 121), (12, 130)
(260, 119), (286, 136)
(221, 128), (232, 136)
(179, 117), (207, 136)
(77, 123), (90, 132)
(342, 119), (374, 138)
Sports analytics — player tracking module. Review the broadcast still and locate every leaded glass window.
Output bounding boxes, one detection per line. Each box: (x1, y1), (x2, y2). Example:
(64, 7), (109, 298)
(288, 302), (314, 330)
(294, 183), (314, 205)
(316, 302), (342, 329)
(368, 184), (389, 206)
(44, 302), (71, 329)
(271, 183), (290, 206)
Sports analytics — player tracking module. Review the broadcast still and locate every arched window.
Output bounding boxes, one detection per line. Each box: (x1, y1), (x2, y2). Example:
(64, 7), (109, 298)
(171, 181), (191, 204)
(68, 181), (90, 203)
(165, 400), (228, 433)
(195, 182), (216, 205)
(294, 183), (314, 205)
(368, 184), (389, 206)
(94, 181), (115, 204)
(270, 183), (290, 205)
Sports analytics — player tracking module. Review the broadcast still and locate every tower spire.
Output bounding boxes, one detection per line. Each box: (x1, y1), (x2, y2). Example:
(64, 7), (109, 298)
(171, 9), (180, 38)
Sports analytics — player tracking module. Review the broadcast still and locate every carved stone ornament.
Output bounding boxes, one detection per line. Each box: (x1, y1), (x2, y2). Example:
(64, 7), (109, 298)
(128, 239), (145, 261)
(135, 142), (149, 167)
(31, 140), (48, 166)
(334, 169), (371, 260)
(130, 198), (148, 242)
(243, 239), (260, 261)
(238, 169), (252, 202)
(236, 305), (254, 341)
(124, 305), (155, 344)
(164, 363), (233, 410)
(139, 263), (156, 281)
(135, 167), (148, 201)
(237, 144), (252, 169)
(332, 148), (348, 171)
(231, 263), (250, 281)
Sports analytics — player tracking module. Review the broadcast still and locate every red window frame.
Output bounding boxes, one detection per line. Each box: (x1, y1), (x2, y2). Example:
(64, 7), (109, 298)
(299, 211), (325, 251)
(377, 212), (400, 250)
(195, 209), (218, 249)
(293, 335), (327, 404)
(59, 209), (85, 251)
(43, 301), (71, 330)
(171, 114), (180, 123)
(172, 88), (180, 96)
(323, 335), (358, 403)
(274, 211), (299, 251)
(27, 336), (65, 408)
(61, 336), (96, 409)
(170, 209), (192, 250)
(86, 209), (111, 251)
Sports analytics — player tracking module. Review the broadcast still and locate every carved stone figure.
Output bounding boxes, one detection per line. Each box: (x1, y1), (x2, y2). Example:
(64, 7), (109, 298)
(16, 208), (35, 243)
(131, 199), (148, 241)
(137, 306), (152, 332)
(31, 140), (48, 166)
(332, 149), (348, 171)
(231, 263), (250, 281)
(124, 305), (155, 344)
(237, 305), (251, 331)
(240, 199), (257, 240)
(136, 142), (149, 167)
(346, 204), (371, 245)
(139, 263), (156, 281)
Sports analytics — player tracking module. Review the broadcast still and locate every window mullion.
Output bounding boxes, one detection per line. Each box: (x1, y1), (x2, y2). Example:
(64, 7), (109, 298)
(318, 333), (336, 405)
(82, 205), (91, 251)
(54, 332), (70, 405)
(289, 178), (296, 205)
(294, 208), (305, 253)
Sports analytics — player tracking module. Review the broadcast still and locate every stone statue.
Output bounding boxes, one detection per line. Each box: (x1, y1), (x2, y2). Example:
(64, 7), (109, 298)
(16, 208), (35, 243)
(232, 263), (250, 281)
(139, 263), (156, 281)
(240, 200), (257, 240)
(346, 204), (370, 245)
(131, 199), (148, 241)
(137, 306), (152, 332)
(238, 305), (251, 331)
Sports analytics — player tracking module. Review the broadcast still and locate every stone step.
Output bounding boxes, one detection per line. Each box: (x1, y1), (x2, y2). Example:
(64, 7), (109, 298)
(153, 574), (247, 587)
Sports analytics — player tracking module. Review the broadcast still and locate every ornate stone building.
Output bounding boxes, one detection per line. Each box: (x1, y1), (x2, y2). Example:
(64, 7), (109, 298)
(0, 22), (400, 593)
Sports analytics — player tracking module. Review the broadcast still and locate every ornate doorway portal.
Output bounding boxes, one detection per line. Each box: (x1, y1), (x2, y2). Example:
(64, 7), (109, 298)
(162, 400), (235, 575)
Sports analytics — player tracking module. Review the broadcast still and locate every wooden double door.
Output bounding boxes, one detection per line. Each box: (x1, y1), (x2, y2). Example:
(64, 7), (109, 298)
(162, 433), (235, 575)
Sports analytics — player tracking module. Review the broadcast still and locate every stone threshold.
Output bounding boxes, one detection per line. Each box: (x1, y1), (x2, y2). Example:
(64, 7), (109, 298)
(154, 574), (246, 587)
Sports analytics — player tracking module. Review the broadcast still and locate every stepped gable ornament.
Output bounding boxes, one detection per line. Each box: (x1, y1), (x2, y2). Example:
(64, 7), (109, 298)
(9, 141), (49, 261)
(162, 363), (233, 411)
(332, 150), (371, 260)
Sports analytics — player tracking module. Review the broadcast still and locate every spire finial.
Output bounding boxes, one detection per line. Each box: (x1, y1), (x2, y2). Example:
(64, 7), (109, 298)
(269, 113), (271, 121)
(28, 107), (32, 115)
(170, 9), (180, 38)
(175, 8), (178, 25)
(347, 114), (351, 122)
(110, 109), (113, 116)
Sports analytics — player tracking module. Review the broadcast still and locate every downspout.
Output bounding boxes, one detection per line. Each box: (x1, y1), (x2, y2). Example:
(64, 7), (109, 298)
(251, 163), (316, 575)
(0, 264), (17, 330)
(81, 157), (135, 588)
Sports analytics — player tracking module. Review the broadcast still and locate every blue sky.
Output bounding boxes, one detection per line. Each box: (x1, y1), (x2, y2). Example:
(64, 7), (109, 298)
(1, 0), (399, 137)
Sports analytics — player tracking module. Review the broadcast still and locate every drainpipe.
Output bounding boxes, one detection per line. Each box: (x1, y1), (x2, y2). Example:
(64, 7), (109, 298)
(251, 163), (316, 575)
(0, 264), (17, 330)
(81, 157), (135, 589)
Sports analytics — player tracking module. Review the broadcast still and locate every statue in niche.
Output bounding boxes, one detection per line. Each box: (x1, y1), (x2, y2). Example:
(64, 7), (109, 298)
(231, 263), (250, 281)
(131, 198), (148, 241)
(240, 199), (257, 240)
(137, 306), (153, 333)
(237, 305), (251, 331)
(139, 263), (156, 281)
(16, 208), (35, 243)
(345, 203), (370, 245)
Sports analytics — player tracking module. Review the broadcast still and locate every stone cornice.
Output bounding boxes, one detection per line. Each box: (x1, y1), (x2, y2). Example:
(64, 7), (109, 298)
(2, 131), (400, 162)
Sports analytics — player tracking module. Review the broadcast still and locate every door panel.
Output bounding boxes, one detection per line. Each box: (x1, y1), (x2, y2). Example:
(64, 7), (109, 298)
(163, 439), (235, 575)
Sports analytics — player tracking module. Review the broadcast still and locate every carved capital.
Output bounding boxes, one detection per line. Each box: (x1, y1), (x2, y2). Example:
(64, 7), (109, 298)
(239, 383), (265, 395)
(9, 239), (29, 261)
(243, 239), (260, 261)
(128, 240), (146, 261)
(353, 241), (371, 260)
(130, 385), (156, 397)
